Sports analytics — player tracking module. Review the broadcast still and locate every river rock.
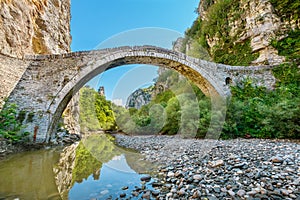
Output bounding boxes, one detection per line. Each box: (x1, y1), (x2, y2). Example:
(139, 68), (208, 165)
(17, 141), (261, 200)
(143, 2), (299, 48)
(119, 193), (126, 198)
(210, 160), (224, 167)
(142, 191), (151, 199)
(140, 175), (151, 182)
(237, 189), (246, 197)
(121, 186), (128, 190)
(228, 190), (235, 197)
(114, 134), (300, 199)
(193, 174), (203, 180)
(271, 156), (284, 163)
(167, 171), (175, 177)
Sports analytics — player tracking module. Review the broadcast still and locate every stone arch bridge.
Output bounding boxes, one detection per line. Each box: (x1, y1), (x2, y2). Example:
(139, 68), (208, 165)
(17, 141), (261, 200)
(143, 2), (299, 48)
(3, 46), (275, 142)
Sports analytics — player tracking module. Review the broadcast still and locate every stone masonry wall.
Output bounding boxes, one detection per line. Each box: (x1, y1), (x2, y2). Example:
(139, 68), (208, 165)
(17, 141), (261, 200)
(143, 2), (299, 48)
(0, 54), (30, 108)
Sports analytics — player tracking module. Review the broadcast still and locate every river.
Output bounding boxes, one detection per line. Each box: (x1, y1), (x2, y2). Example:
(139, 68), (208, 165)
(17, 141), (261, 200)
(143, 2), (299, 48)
(0, 134), (157, 200)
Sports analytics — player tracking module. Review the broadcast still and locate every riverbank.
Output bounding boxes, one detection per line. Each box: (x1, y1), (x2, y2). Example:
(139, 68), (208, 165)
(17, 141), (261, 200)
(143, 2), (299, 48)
(0, 138), (47, 159)
(0, 133), (81, 159)
(115, 134), (300, 199)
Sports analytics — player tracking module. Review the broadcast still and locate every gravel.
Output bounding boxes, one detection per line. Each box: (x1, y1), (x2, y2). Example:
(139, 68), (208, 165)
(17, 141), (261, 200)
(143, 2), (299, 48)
(115, 134), (300, 199)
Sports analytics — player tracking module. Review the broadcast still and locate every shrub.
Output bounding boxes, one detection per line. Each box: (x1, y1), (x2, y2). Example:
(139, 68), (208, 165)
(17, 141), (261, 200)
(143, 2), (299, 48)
(0, 103), (29, 142)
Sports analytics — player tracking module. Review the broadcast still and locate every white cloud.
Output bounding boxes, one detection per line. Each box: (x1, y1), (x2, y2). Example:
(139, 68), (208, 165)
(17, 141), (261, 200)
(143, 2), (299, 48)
(112, 99), (123, 106)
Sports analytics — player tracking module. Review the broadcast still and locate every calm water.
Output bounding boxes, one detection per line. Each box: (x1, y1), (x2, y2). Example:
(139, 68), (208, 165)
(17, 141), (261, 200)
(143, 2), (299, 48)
(0, 134), (157, 200)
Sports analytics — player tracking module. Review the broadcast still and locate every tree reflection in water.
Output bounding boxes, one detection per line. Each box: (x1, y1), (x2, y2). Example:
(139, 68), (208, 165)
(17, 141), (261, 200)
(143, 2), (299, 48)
(54, 133), (157, 199)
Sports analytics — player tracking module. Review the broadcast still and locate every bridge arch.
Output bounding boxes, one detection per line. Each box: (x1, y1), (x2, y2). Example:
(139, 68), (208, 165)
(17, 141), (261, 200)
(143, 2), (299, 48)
(7, 46), (276, 142)
(45, 46), (225, 141)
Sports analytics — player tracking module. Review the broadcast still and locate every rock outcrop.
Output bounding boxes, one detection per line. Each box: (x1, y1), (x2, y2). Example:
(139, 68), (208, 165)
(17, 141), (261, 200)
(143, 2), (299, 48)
(63, 93), (80, 135)
(0, 0), (80, 135)
(0, 0), (71, 58)
(196, 0), (299, 65)
(126, 88), (153, 109)
(0, 0), (71, 106)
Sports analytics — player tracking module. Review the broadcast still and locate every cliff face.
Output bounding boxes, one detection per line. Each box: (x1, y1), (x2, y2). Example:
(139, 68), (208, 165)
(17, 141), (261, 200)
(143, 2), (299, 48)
(0, 0), (71, 58)
(0, 0), (71, 106)
(126, 88), (153, 109)
(0, 0), (78, 134)
(184, 0), (299, 65)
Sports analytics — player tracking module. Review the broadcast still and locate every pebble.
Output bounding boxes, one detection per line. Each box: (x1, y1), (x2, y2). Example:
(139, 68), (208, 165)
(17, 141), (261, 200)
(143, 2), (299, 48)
(121, 186), (128, 190)
(271, 156), (284, 163)
(167, 171), (175, 177)
(177, 189), (185, 196)
(281, 189), (290, 196)
(228, 190), (235, 196)
(210, 159), (224, 167)
(142, 191), (150, 199)
(115, 134), (300, 199)
(237, 189), (246, 197)
(140, 175), (151, 182)
(119, 193), (126, 198)
(193, 174), (203, 180)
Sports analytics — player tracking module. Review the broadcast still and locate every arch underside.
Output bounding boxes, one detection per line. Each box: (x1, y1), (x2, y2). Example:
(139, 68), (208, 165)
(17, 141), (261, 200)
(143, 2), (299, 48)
(47, 55), (221, 141)
(105, 56), (219, 95)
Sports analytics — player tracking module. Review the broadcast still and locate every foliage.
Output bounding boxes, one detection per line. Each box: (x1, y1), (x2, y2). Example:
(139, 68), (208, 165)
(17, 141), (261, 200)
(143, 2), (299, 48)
(114, 102), (166, 135)
(160, 97), (180, 135)
(213, 39), (259, 66)
(182, 0), (259, 65)
(271, 29), (300, 64)
(222, 64), (300, 139)
(0, 103), (29, 142)
(269, 0), (300, 21)
(79, 86), (116, 132)
(95, 95), (116, 130)
(201, 0), (214, 12)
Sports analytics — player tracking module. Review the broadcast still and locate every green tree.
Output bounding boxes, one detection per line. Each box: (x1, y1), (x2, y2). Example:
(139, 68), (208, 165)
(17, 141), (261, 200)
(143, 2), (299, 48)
(79, 86), (117, 132)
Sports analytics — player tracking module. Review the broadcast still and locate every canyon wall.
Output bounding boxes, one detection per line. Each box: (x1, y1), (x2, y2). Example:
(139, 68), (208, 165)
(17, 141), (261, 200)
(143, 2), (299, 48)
(183, 0), (299, 65)
(0, 0), (71, 57)
(0, 0), (79, 135)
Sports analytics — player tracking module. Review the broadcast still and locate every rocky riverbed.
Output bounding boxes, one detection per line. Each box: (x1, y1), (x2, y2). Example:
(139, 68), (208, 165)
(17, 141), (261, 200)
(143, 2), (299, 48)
(115, 134), (300, 199)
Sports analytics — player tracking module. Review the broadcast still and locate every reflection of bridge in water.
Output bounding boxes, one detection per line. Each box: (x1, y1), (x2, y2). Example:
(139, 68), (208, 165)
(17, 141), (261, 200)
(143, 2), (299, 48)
(4, 46), (275, 142)
(54, 134), (155, 199)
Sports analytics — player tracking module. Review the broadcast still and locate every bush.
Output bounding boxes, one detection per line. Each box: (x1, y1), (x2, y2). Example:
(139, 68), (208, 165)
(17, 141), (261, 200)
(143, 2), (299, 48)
(0, 103), (29, 142)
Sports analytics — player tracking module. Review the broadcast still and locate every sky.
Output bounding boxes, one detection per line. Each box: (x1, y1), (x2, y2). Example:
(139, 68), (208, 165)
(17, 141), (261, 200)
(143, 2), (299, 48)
(70, 0), (199, 105)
